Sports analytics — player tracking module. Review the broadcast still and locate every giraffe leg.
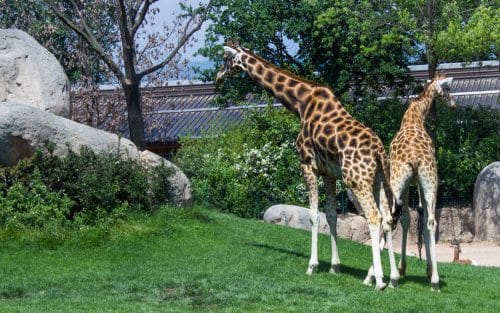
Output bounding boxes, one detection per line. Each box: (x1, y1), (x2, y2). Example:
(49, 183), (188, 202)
(398, 189), (410, 277)
(419, 172), (440, 291)
(353, 188), (386, 290)
(302, 164), (320, 275)
(390, 162), (413, 278)
(375, 175), (399, 288)
(325, 176), (340, 274)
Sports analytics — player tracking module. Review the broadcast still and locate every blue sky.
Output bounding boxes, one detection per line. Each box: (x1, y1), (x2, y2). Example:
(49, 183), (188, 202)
(150, 0), (212, 62)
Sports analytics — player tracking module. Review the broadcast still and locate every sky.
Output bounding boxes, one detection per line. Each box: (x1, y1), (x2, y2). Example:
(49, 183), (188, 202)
(150, 0), (213, 62)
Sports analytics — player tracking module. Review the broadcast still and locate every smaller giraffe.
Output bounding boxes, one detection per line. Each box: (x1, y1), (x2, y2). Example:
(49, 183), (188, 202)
(390, 73), (455, 291)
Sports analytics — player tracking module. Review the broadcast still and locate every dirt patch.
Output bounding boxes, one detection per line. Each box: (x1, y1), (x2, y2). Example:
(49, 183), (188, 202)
(394, 241), (500, 267)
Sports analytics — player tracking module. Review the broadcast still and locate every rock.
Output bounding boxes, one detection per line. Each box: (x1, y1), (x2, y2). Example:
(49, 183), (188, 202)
(263, 203), (477, 245)
(140, 150), (192, 205)
(436, 206), (475, 243)
(0, 101), (191, 205)
(390, 206), (475, 246)
(263, 204), (371, 242)
(473, 162), (500, 241)
(349, 214), (370, 243)
(263, 204), (318, 232)
(0, 29), (70, 117)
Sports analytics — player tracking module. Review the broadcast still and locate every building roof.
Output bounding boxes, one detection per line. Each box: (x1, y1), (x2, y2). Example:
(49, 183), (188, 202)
(71, 62), (499, 144)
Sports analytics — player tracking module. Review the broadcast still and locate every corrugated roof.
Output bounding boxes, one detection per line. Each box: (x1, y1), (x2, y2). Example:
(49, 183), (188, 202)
(71, 63), (499, 144)
(143, 106), (250, 143)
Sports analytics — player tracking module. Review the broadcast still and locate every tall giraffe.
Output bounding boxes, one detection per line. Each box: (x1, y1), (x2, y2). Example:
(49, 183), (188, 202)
(216, 40), (401, 290)
(389, 73), (455, 291)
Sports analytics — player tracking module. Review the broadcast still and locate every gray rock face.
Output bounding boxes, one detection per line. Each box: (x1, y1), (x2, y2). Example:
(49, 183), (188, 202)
(263, 204), (326, 233)
(0, 101), (192, 205)
(139, 150), (192, 206)
(473, 162), (500, 241)
(0, 29), (70, 117)
(264, 203), (476, 245)
(263, 204), (371, 242)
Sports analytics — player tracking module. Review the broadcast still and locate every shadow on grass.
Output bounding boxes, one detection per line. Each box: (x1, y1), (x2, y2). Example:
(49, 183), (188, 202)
(246, 242), (447, 290)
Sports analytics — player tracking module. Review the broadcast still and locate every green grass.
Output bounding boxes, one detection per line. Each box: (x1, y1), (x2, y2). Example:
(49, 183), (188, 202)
(0, 206), (498, 312)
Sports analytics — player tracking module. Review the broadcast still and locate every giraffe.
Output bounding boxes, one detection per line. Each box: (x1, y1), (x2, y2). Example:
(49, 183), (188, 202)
(216, 40), (401, 290)
(389, 73), (455, 291)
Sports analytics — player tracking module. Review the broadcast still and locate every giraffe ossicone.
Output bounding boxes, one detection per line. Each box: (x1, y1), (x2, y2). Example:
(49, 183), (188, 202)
(217, 40), (399, 290)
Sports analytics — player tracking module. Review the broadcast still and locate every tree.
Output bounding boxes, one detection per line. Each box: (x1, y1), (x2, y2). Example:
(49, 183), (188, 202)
(398, 0), (498, 76)
(304, 0), (415, 99)
(397, 0), (498, 140)
(198, 0), (311, 104)
(200, 0), (415, 103)
(0, 0), (105, 82)
(45, 0), (214, 150)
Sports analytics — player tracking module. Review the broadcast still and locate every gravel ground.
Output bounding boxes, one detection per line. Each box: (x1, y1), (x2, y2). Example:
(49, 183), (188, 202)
(395, 242), (500, 267)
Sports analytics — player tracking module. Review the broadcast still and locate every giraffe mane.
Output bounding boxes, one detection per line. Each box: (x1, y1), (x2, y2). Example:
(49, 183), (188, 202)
(239, 46), (322, 88)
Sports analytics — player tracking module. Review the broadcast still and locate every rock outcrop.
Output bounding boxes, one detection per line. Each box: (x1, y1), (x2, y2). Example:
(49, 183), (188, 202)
(263, 204), (371, 243)
(473, 162), (500, 241)
(0, 100), (192, 205)
(0, 29), (191, 205)
(0, 29), (70, 117)
(264, 204), (476, 245)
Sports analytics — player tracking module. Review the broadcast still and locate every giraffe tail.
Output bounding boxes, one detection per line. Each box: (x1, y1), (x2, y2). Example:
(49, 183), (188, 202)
(378, 151), (402, 225)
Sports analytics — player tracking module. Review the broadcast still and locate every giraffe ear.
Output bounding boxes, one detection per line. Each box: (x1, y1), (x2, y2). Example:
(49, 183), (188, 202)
(223, 46), (238, 57)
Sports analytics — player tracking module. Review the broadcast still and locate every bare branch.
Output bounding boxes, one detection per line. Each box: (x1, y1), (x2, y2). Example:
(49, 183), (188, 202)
(137, 0), (214, 79)
(46, 0), (124, 82)
(131, 0), (157, 36)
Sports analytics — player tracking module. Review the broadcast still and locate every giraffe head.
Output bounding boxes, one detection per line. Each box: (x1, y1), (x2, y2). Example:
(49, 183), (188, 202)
(432, 74), (456, 109)
(216, 39), (246, 82)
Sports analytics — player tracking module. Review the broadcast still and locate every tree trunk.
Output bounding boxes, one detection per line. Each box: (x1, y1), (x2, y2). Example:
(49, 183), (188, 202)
(123, 81), (146, 150)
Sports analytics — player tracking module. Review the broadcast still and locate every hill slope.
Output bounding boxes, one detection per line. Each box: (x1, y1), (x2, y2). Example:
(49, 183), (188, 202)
(0, 207), (498, 312)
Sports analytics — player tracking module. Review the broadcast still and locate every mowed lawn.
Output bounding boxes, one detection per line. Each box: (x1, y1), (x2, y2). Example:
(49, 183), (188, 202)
(0, 207), (498, 313)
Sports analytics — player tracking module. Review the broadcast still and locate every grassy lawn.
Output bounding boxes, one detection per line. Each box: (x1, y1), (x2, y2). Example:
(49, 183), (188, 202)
(0, 206), (498, 312)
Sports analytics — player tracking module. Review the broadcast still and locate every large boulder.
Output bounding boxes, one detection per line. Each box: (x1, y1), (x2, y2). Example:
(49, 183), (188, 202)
(264, 203), (475, 245)
(0, 29), (70, 117)
(0, 101), (192, 205)
(473, 162), (500, 241)
(263, 204), (329, 234)
(263, 204), (371, 243)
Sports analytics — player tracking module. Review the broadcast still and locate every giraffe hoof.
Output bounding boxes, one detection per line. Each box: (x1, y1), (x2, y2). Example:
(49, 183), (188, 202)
(375, 283), (387, 291)
(389, 279), (399, 289)
(431, 283), (440, 292)
(398, 266), (406, 277)
(329, 264), (341, 274)
(306, 264), (317, 275)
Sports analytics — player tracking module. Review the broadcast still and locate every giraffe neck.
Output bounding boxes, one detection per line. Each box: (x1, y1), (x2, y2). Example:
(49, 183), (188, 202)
(238, 49), (314, 118)
(401, 82), (439, 127)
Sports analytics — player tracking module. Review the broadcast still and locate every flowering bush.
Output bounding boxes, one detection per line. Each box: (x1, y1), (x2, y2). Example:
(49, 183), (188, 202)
(176, 108), (311, 218)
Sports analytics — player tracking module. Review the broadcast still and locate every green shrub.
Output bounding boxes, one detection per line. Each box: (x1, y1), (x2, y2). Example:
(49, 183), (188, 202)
(0, 168), (73, 230)
(176, 98), (498, 217)
(176, 107), (327, 218)
(0, 147), (175, 229)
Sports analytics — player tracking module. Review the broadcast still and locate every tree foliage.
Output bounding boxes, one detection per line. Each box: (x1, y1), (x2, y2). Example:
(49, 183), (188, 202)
(397, 0), (498, 72)
(201, 0), (497, 98)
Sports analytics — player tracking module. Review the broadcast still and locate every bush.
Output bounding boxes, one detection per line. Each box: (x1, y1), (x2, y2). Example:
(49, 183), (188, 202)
(176, 97), (498, 217)
(0, 147), (175, 229)
(0, 168), (73, 230)
(175, 107), (337, 218)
